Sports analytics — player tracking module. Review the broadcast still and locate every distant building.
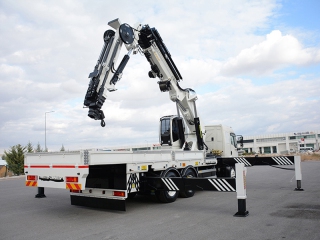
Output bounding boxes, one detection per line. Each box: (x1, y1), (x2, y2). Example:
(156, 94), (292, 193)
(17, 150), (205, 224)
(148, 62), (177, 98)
(0, 160), (14, 178)
(242, 130), (320, 154)
(0, 165), (7, 177)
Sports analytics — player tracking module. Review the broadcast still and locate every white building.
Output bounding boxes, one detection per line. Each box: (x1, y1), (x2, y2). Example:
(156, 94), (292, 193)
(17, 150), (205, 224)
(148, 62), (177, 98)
(242, 130), (320, 154)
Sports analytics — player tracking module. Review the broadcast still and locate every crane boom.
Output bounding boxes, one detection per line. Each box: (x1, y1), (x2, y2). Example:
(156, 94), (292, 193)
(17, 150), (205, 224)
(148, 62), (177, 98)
(84, 18), (204, 150)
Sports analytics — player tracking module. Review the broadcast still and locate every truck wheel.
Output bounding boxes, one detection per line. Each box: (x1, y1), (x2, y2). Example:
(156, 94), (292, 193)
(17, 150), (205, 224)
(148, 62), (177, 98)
(179, 167), (197, 198)
(156, 169), (180, 203)
(224, 166), (235, 178)
(230, 167), (236, 178)
(217, 166), (235, 178)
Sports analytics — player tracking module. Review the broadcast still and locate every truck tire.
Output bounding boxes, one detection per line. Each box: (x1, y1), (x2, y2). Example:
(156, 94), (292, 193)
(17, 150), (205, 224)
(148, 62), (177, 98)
(156, 169), (180, 203)
(217, 166), (235, 178)
(179, 166), (197, 198)
(229, 167), (236, 178)
(224, 166), (235, 178)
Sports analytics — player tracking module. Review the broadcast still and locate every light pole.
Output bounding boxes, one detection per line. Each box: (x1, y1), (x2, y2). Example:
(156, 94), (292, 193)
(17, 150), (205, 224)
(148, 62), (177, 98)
(37, 110), (54, 198)
(45, 111), (54, 151)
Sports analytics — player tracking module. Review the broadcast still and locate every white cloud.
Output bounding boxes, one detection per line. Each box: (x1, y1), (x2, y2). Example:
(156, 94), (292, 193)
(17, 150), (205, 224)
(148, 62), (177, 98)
(8, 49), (51, 64)
(197, 76), (320, 135)
(221, 30), (320, 76)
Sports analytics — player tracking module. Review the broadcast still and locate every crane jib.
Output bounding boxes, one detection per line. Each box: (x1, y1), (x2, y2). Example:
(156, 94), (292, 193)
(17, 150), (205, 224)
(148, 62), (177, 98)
(150, 27), (182, 80)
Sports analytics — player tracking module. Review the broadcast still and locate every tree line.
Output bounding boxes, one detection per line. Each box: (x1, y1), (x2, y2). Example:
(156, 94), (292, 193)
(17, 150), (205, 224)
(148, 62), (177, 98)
(2, 142), (65, 175)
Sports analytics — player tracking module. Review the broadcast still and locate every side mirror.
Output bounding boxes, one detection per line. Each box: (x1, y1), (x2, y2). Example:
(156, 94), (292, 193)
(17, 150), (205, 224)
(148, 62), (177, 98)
(237, 135), (243, 148)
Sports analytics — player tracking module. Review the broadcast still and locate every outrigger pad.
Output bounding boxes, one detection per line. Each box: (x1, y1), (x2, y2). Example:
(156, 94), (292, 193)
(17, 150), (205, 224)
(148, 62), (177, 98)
(71, 195), (126, 211)
(234, 199), (249, 217)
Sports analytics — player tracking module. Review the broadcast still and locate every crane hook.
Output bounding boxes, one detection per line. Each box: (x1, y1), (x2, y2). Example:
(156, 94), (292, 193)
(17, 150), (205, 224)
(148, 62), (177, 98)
(101, 120), (106, 127)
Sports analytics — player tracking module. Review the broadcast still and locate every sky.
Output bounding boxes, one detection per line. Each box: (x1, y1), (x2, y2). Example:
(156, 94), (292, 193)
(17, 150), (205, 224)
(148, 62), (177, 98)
(0, 0), (319, 153)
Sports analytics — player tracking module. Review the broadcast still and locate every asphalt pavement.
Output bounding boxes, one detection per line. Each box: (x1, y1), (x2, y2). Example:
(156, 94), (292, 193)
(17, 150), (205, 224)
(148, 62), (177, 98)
(0, 161), (319, 240)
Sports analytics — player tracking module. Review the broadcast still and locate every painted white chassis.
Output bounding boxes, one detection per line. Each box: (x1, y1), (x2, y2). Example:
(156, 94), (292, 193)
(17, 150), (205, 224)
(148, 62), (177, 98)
(25, 149), (217, 199)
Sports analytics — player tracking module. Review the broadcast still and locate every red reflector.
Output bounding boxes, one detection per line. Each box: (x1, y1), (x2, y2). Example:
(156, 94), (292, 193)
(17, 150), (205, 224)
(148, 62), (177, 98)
(66, 177), (78, 182)
(70, 190), (81, 193)
(113, 191), (125, 197)
(27, 175), (37, 181)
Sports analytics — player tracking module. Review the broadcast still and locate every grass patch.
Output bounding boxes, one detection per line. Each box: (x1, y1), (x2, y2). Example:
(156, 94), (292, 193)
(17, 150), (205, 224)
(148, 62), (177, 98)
(300, 153), (320, 161)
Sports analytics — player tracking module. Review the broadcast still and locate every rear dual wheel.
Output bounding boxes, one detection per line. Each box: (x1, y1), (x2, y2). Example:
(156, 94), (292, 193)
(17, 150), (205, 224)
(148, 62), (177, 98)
(156, 169), (180, 203)
(179, 167), (197, 198)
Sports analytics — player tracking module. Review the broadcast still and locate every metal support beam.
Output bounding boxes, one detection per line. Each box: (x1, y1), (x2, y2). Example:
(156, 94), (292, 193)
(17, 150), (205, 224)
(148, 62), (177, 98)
(234, 163), (249, 217)
(35, 187), (46, 198)
(294, 156), (304, 191)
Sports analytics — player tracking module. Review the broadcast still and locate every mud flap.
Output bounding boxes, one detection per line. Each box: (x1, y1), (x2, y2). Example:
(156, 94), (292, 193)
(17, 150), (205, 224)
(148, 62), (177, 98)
(70, 195), (126, 211)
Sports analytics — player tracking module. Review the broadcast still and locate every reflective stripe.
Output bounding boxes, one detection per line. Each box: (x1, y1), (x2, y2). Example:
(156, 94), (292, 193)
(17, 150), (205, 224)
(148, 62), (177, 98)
(234, 158), (251, 166)
(276, 157), (286, 165)
(221, 179), (236, 191)
(167, 179), (179, 191)
(214, 179), (227, 191)
(164, 178), (175, 190)
(161, 178), (172, 190)
(272, 157), (293, 165)
(29, 165), (89, 169)
(208, 179), (236, 192)
(30, 165), (50, 168)
(208, 179), (221, 191)
(26, 181), (37, 187)
(66, 183), (82, 190)
(280, 157), (293, 165)
(273, 157), (283, 165)
(161, 178), (179, 191)
(240, 157), (252, 166)
(52, 165), (76, 168)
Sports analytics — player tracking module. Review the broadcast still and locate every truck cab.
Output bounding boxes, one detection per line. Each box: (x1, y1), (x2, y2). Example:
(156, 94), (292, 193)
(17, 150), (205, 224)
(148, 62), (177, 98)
(158, 116), (241, 157)
(204, 125), (239, 157)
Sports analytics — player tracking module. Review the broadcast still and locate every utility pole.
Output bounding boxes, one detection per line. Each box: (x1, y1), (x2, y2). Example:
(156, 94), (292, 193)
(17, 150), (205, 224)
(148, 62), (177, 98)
(37, 110), (54, 198)
(45, 111), (54, 151)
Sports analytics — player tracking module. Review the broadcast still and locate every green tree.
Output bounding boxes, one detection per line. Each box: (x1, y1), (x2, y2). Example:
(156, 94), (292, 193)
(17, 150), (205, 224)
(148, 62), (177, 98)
(26, 141), (34, 153)
(60, 144), (65, 152)
(36, 142), (43, 152)
(4, 144), (26, 175)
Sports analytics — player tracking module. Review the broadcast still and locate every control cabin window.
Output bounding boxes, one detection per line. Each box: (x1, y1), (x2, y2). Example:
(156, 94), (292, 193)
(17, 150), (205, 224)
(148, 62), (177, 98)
(161, 118), (171, 145)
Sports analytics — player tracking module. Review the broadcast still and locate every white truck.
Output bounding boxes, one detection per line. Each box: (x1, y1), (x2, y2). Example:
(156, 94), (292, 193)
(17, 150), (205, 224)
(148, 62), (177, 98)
(24, 19), (303, 216)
